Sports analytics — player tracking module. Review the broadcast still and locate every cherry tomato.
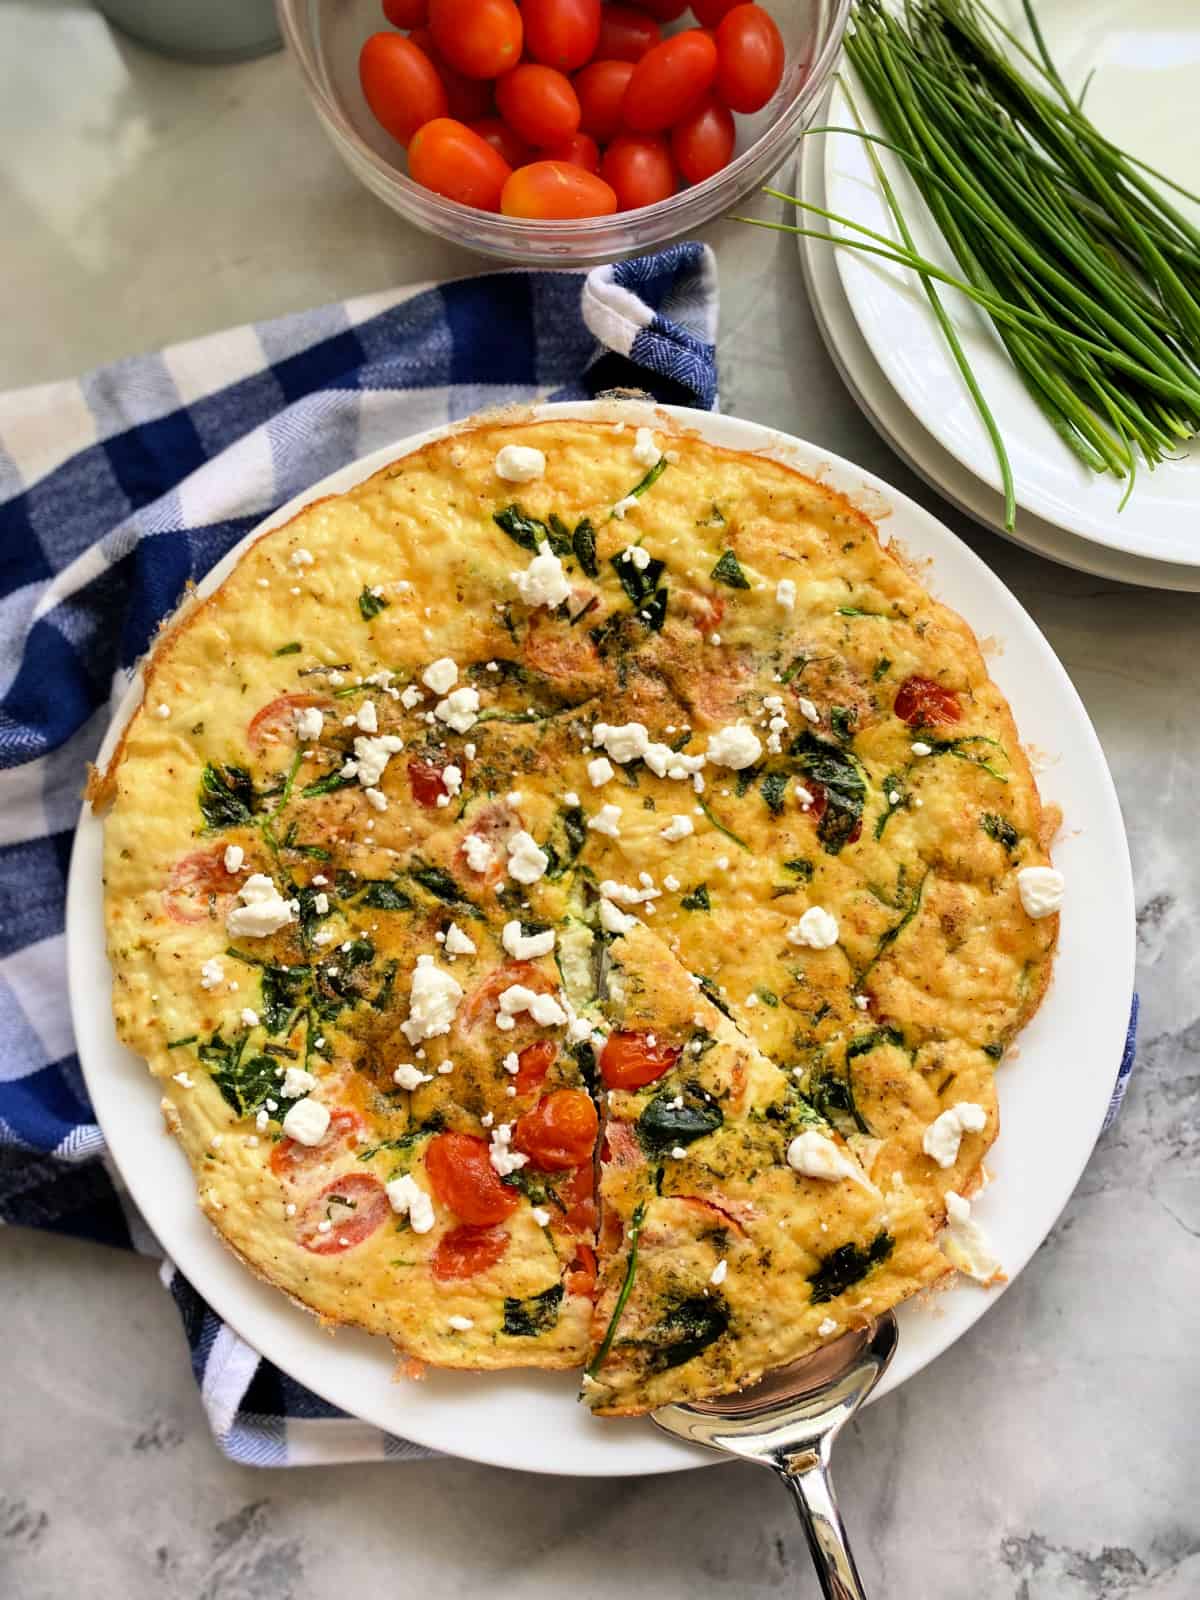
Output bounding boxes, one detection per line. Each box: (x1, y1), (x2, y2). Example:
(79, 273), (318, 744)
(429, 0), (522, 77)
(163, 847), (240, 925)
(599, 1029), (681, 1089)
(522, 0), (601, 70)
(514, 1038), (558, 1094)
(382, 0), (428, 24)
(425, 1131), (520, 1224)
(574, 59), (635, 142)
(297, 1173), (390, 1255)
(627, 0), (688, 18)
(714, 2), (784, 114)
(409, 26), (495, 119)
(514, 1088), (599, 1170)
(408, 118), (512, 209)
(432, 1223), (511, 1280)
(246, 692), (331, 752)
(271, 1110), (366, 1178)
(893, 675), (962, 728)
(670, 93), (735, 183)
(601, 132), (676, 209)
(622, 29), (718, 132)
(799, 780), (863, 846)
(565, 1241), (597, 1297)
(469, 115), (532, 167)
(595, 3), (661, 60)
(501, 160), (618, 218)
(496, 63), (581, 146)
(461, 960), (553, 1029)
(541, 131), (601, 171)
(408, 756), (449, 806)
(559, 1162), (598, 1234)
(359, 32), (449, 145)
(690, 0), (739, 24)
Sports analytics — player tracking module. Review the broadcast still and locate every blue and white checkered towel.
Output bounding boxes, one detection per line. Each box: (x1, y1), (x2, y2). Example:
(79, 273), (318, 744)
(0, 243), (718, 1466)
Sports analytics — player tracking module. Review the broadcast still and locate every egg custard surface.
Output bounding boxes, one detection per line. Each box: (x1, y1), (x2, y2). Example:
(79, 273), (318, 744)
(98, 415), (1060, 1412)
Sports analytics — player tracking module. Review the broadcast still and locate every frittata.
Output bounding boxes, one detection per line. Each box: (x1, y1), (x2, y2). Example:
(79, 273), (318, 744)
(96, 411), (1061, 1414)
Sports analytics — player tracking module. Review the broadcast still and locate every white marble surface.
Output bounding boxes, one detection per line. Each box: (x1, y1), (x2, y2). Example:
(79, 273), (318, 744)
(2, 6), (1197, 1597)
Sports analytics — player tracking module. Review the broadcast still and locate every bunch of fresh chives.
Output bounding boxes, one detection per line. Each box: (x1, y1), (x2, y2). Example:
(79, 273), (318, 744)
(741, 0), (1200, 527)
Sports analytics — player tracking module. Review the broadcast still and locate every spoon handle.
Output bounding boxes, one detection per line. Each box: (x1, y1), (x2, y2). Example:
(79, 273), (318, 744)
(781, 1456), (868, 1600)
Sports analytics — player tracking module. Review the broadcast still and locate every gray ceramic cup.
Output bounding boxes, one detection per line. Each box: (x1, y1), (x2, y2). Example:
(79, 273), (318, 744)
(95, 0), (281, 62)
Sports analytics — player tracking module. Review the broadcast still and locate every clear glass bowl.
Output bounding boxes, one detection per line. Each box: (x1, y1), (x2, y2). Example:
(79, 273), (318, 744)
(276, 0), (851, 265)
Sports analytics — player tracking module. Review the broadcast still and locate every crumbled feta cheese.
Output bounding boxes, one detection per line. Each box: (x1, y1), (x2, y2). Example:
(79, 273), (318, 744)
(911, 741), (932, 757)
(496, 985), (568, 1031)
(355, 699), (378, 735)
(401, 954), (464, 1045)
(281, 1098), (330, 1146)
(587, 756), (615, 787)
(350, 733), (405, 788)
(489, 1122), (528, 1177)
(671, 1146), (687, 1160)
(240, 1008), (260, 1028)
(532, 1207), (552, 1227)
(512, 541), (571, 610)
(364, 787), (388, 812)
(494, 444), (546, 483)
(434, 686), (480, 733)
(223, 844), (245, 874)
(888, 790), (901, 805)
(313, 892), (329, 915)
(817, 1317), (839, 1338)
(506, 830), (550, 884)
(923, 1102), (987, 1168)
(786, 1130), (862, 1183)
(393, 1062), (433, 1090)
(798, 698), (820, 724)
(442, 764), (463, 799)
(200, 958), (224, 991)
(660, 814), (694, 842)
(599, 898), (637, 936)
(941, 1191), (1002, 1282)
(423, 658), (458, 695)
(710, 1258), (728, 1286)
(503, 1051), (520, 1075)
(386, 1173), (435, 1233)
(280, 1066), (318, 1099)
(632, 427), (661, 467)
(443, 922), (476, 957)
(787, 906), (839, 949)
(154, 703), (171, 719)
(587, 803), (622, 839)
(172, 1071), (194, 1089)
(600, 878), (660, 906)
(663, 873), (681, 892)
(612, 495), (638, 519)
(448, 1315), (474, 1332)
(1017, 866), (1064, 919)
(290, 547), (314, 567)
(776, 578), (797, 610)
(226, 873), (298, 939)
(592, 721), (649, 763)
(255, 1109), (270, 1133)
(400, 684), (424, 710)
(289, 704), (323, 745)
(502, 919), (556, 960)
(462, 833), (496, 874)
(706, 723), (762, 769)
(623, 543), (652, 570)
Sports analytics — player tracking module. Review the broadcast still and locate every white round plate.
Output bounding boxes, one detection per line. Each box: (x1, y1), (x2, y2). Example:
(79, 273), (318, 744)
(799, 135), (1200, 591)
(67, 400), (1135, 1477)
(824, 0), (1200, 566)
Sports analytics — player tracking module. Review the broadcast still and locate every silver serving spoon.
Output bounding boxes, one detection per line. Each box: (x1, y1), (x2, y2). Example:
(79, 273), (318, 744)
(652, 1311), (897, 1600)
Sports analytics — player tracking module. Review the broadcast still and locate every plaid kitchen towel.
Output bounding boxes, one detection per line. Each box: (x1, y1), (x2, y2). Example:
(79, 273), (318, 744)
(0, 243), (718, 1467)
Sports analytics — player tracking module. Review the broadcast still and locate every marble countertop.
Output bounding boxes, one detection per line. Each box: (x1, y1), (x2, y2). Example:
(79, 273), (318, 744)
(2, 7), (1196, 1598)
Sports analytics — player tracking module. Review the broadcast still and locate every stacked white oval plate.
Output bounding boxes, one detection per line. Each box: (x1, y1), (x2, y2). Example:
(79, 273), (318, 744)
(799, 0), (1200, 590)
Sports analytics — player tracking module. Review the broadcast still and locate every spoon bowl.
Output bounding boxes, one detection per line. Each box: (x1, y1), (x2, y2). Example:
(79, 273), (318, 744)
(652, 1312), (898, 1599)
